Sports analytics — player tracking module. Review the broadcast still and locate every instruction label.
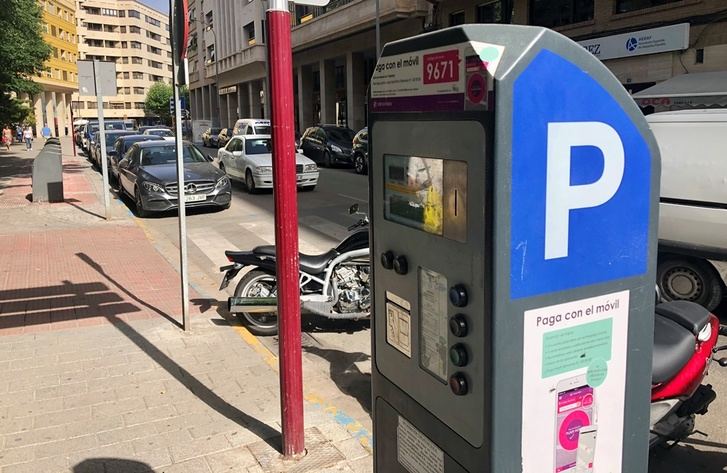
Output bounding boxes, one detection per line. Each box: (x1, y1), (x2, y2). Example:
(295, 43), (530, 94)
(419, 268), (448, 382)
(398, 416), (444, 473)
(522, 290), (629, 473)
(387, 302), (412, 358)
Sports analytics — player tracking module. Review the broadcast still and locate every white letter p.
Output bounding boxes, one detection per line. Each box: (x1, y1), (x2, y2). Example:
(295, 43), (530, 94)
(545, 122), (625, 260)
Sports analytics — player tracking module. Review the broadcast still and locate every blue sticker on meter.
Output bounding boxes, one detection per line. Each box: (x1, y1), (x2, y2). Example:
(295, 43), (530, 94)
(510, 50), (651, 299)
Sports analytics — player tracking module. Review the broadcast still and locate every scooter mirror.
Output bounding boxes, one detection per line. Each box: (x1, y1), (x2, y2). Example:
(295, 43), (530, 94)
(349, 203), (359, 215)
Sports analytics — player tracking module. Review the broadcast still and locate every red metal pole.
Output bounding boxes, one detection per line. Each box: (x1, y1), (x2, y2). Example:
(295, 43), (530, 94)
(70, 104), (77, 157)
(266, 2), (305, 458)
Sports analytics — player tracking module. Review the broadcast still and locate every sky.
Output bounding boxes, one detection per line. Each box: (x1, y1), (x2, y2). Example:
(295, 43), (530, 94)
(140, 0), (169, 14)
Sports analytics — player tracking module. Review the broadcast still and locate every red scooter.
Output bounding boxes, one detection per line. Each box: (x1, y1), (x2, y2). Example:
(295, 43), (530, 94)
(650, 299), (727, 448)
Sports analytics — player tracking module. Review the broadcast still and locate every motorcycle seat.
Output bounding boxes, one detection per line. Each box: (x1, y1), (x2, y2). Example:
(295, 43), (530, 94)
(655, 301), (710, 336)
(652, 314), (695, 385)
(252, 245), (339, 275)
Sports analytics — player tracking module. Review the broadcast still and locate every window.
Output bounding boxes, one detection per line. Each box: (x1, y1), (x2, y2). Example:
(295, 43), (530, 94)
(135, 102), (145, 109)
(124, 87), (131, 94)
(147, 31), (161, 41)
(131, 41), (142, 49)
(51, 25), (57, 36)
(146, 16), (161, 27)
(206, 45), (215, 63)
(111, 102), (125, 110)
(130, 26), (141, 34)
(121, 41), (128, 48)
(476, 1), (503, 23)
(132, 57), (143, 65)
(125, 102), (132, 109)
(244, 22), (256, 45)
(102, 8), (118, 16)
(530, 0), (593, 27)
(148, 60), (162, 69)
(128, 10), (140, 18)
(449, 11), (465, 26)
(122, 57), (129, 64)
(86, 101), (96, 109)
(123, 72), (130, 79)
(133, 72), (144, 79)
(120, 26), (126, 33)
(615, 0), (680, 13)
(695, 48), (704, 64)
(118, 10), (125, 17)
(147, 45), (161, 54)
(134, 87), (145, 94)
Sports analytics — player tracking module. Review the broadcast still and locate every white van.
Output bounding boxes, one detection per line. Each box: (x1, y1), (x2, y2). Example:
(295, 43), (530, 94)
(232, 119), (271, 137)
(647, 109), (727, 311)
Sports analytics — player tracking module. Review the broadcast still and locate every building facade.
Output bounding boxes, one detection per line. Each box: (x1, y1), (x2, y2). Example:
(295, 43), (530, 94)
(189, 0), (727, 137)
(73, 0), (172, 124)
(30, 0), (79, 137)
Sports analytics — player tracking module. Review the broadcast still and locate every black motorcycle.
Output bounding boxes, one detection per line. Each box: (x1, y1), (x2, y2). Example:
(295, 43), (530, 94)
(220, 204), (370, 335)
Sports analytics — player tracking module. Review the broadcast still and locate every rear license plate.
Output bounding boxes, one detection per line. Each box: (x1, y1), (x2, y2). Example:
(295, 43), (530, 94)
(184, 194), (206, 203)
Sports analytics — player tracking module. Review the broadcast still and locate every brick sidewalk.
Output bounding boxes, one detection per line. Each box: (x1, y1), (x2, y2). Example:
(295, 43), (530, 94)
(0, 138), (373, 472)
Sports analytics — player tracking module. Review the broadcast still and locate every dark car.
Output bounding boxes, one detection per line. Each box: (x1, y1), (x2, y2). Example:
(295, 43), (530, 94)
(110, 134), (165, 182)
(117, 141), (231, 217)
(216, 128), (232, 148)
(202, 127), (222, 147)
(90, 130), (135, 169)
(138, 125), (170, 134)
(86, 121), (126, 153)
(352, 127), (368, 175)
(300, 125), (355, 167)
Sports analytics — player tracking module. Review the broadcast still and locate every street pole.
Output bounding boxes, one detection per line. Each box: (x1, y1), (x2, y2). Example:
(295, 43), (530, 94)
(92, 60), (111, 220)
(375, 0), (381, 58)
(208, 22), (221, 128)
(170, 0), (190, 331)
(266, 0), (305, 458)
(70, 103), (77, 157)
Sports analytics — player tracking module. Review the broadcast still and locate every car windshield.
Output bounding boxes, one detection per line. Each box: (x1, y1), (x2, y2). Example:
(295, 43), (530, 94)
(254, 125), (271, 135)
(148, 129), (174, 137)
(140, 145), (207, 166)
(104, 122), (125, 130)
(245, 138), (271, 155)
(326, 128), (355, 143)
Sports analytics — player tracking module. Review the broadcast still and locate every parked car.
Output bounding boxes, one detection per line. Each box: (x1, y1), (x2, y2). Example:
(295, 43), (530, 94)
(117, 141), (231, 217)
(80, 121), (98, 151)
(232, 118), (271, 136)
(110, 134), (165, 183)
(300, 125), (355, 167)
(352, 127), (368, 175)
(202, 127), (222, 147)
(217, 135), (318, 193)
(216, 128), (233, 148)
(90, 130), (135, 169)
(142, 128), (175, 141)
(138, 125), (170, 134)
(84, 120), (126, 152)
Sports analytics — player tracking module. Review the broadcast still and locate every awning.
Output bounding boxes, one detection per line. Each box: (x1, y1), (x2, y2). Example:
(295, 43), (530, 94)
(633, 71), (727, 108)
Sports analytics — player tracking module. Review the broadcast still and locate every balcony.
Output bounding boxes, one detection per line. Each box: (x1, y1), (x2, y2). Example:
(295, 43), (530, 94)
(206, 43), (266, 76)
(291, 0), (428, 51)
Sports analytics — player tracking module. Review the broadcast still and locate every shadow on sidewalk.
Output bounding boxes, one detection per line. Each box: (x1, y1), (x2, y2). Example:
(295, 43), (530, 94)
(303, 346), (372, 414)
(73, 458), (153, 473)
(649, 440), (727, 472)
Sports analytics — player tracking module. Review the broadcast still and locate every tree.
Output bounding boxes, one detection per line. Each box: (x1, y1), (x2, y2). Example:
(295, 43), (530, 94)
(144, 82), (174, 125)
(0, 0), (51, 124)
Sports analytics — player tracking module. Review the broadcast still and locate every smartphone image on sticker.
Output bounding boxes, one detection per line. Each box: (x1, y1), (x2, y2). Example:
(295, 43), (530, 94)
(575, 425), (597, 473)
(554, 375), (595, 473)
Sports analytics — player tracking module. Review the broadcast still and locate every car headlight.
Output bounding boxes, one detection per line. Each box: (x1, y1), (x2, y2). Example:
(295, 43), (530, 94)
(215, 176), (229, 189)
(142, 181), (165, 193)
(330, 144), (342, 153)
(303, 163), (318, 172)
(254, 166), (273, 175)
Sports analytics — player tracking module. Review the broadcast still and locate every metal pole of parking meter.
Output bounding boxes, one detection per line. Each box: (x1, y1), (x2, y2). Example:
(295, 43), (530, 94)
(266, 0), (305, 458)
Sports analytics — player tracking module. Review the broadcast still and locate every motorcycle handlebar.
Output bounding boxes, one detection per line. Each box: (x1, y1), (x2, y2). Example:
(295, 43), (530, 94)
(347, 216), (369, 231)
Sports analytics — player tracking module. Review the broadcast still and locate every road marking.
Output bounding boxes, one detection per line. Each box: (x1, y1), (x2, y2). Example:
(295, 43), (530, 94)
(337, 193), (368, 203)
(188, 228), (237, 269)
(300, 215), (349, 244)
(239, 219), (329, 254)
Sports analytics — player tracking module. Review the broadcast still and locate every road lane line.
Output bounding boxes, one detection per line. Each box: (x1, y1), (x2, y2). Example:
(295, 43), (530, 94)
(337, 193), (368, 203)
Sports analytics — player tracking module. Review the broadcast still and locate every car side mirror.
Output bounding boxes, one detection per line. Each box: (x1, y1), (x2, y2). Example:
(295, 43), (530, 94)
(349, 203), (359, 215)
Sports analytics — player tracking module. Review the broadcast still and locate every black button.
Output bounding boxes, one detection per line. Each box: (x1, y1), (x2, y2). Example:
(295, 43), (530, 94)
(449, 344), (468, 367)
(380, 251), (394, 270)
(393, 255), (408, 275)
(449, 284), (468, 307)
(449, 314), (468, 337)
(449, 373), (468, 396)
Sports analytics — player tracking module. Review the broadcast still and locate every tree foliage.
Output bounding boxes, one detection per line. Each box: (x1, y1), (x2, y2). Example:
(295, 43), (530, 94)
(0, 0), (51, 124)
(144, 82), (174, 124)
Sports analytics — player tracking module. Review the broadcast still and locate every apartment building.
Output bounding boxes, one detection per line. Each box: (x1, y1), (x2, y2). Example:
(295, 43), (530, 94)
(29, 0), (79, 137)
(189, 0), (727, 136)
(73, 0), (172, 124)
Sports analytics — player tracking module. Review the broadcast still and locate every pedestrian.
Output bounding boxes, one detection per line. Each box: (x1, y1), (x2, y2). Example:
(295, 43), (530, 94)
(41, 123), (51, 141)
(2, 125), (12, 151)
(16, 124), (22, 142)
(23, 125), (33, 151)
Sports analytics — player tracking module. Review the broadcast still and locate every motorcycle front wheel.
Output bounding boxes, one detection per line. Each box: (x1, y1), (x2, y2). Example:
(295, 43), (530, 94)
(235, 269), (279, 336)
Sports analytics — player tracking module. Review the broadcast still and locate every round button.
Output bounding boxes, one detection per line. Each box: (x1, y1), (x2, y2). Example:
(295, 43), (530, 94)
(449, 373), (468, 396)
(393, 255), (408, 275)
(449, 314), (468, 337)
(380, 251), (394, 270)
(449, 344), (468, 367)
(449, 284), (468, 307)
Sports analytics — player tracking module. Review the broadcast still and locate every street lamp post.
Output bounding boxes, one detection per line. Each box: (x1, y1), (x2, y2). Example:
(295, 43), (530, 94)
(204, 20), (221, 128)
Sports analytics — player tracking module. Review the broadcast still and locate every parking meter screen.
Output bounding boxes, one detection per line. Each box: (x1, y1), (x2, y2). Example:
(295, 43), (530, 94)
(384, 155), (444, 235)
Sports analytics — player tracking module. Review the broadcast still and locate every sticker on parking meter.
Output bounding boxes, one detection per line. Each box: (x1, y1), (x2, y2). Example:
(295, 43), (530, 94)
(521, 290), (629, 473)
(419, 267), (448, 382)
(510, 49), (651, 298)
(398, 416), (444, 473)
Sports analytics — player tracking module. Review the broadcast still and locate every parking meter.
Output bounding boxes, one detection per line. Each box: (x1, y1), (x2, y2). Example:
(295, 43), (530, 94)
(368, 25), (660, 473)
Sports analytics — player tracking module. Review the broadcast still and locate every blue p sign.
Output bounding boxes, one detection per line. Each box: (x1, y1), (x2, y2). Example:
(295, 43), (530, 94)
(510, 50), (651, 299)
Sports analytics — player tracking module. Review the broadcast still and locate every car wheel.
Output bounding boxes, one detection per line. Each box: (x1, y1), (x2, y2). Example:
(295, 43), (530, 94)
(354, 153), (366, 174)
(134, 187), (149, 218)
(323, 151), (332, 168)
(657, 256), (724, 311)
(245, 170), (257, 194)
